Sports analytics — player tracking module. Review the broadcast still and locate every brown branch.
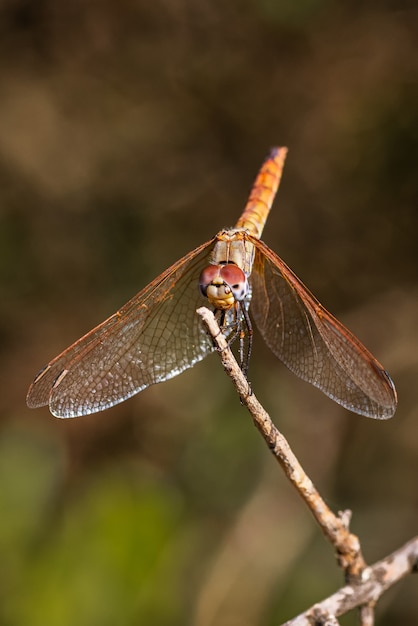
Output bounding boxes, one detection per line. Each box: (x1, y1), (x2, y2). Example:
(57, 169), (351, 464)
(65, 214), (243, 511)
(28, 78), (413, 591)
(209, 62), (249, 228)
(197, 307), (418, 622)
(197, 307), (366, 579)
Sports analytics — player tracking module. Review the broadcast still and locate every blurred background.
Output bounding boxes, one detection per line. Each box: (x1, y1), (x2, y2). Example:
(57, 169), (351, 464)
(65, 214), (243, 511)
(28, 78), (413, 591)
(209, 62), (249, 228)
(0, 1), (417, 624)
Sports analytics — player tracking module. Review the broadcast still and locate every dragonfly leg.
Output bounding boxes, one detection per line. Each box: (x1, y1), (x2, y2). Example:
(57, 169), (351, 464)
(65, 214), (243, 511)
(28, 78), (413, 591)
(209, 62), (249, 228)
(216, 309), (240, 346)
(240, 303), (253, 378)
(207, 310), (226, 349)
(213, 309), (240, 351)
(212, 305), (253, 396)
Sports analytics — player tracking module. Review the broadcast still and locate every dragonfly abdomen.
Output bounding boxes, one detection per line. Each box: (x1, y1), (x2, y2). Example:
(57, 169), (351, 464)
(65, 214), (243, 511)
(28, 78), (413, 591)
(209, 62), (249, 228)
(235, 147), (288, 239)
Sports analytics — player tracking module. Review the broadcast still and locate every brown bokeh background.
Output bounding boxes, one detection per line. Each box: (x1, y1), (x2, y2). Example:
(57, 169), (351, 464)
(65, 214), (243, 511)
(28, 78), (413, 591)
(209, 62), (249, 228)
(0, 1), (417, 624)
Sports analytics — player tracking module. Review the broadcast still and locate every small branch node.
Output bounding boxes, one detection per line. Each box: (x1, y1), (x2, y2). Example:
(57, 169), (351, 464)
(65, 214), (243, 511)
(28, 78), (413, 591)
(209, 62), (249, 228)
(337, 509), (352, 530)
(409, 552), (418, 573)
(311, 607), (340, 625)
(359, 602), (375, 626)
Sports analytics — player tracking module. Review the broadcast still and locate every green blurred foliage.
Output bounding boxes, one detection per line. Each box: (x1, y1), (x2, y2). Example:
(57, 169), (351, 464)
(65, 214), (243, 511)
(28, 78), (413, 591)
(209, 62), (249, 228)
(0, 1), (417, 624)
(0, 423), (195, 626)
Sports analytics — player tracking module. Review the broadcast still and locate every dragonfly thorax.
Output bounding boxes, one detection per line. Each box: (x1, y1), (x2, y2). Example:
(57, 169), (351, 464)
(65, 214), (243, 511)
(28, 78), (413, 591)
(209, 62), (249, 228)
(199, 263), (249, 310)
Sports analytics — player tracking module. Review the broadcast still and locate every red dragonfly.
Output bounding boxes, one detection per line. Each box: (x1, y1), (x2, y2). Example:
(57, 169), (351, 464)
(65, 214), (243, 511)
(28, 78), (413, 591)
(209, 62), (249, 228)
(27, 148), (397, 419)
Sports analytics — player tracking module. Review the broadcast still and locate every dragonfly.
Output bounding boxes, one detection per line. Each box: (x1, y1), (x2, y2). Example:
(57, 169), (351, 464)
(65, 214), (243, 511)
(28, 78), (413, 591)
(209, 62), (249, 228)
(27, 147), (397, 419)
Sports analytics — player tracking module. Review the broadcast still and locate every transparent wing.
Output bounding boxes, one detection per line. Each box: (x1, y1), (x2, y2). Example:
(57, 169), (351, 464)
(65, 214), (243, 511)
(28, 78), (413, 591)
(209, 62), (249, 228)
(27, 239), (216, 418)
(249, 237), (397, 419)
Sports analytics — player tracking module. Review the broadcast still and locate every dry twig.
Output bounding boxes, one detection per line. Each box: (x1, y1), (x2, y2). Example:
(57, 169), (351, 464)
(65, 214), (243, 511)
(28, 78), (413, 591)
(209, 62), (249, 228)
(283, 537), (418, 625)
(197, 307), (418, 625)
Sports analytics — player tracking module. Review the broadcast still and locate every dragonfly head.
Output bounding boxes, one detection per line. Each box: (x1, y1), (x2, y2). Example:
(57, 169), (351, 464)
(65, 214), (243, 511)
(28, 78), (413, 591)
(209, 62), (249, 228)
(199, 263), (248, 310)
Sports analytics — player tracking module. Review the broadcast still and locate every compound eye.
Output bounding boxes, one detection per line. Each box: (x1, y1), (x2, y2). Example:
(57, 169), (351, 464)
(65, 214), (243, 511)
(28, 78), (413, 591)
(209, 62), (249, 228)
(199, 265), (220, 296)
(219, 264), (248, 301)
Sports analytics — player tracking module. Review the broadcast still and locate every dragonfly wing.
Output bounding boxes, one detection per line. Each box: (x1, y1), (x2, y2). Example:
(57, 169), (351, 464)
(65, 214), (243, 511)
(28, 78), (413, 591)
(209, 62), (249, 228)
(249, 238), (397, 419)
(27, 240), (216, 417)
